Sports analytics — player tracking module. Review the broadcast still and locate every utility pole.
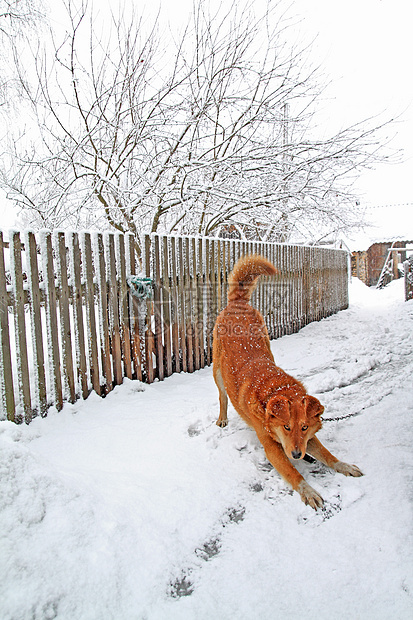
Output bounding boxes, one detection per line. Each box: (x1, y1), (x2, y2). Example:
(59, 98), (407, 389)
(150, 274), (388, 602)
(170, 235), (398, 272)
(280, 102), (289, 242)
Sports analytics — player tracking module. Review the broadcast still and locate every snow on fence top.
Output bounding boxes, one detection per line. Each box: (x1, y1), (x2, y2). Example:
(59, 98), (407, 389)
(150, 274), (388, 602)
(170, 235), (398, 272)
(0, 230), (349, 423)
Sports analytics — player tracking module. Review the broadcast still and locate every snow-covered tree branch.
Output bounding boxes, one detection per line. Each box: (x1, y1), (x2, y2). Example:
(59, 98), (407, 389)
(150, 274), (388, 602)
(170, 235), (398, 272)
(0, 0), (45, 107)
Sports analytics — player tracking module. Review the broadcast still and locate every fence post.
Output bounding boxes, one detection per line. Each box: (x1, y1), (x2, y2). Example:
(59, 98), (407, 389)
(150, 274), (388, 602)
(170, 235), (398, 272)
(405, 256), (413, 301)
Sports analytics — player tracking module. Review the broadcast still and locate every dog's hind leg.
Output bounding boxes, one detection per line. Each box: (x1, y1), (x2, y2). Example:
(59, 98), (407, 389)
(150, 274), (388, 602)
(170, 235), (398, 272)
(214, 366), (229, 428)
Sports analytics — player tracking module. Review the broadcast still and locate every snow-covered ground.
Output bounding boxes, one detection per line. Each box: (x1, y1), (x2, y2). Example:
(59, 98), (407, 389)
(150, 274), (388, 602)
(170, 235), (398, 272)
(1, 278), (412, 620)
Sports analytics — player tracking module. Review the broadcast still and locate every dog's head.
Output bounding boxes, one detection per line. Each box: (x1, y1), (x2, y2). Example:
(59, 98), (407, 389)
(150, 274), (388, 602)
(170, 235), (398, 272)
(264, 394), (324, 460)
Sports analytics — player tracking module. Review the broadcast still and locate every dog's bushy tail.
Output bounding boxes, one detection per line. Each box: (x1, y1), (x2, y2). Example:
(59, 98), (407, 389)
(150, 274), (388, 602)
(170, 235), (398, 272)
(227, 255), (278, 303)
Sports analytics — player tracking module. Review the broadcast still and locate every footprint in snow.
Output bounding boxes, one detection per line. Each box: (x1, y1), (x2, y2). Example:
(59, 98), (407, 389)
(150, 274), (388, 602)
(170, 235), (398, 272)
(187, 421), (204, 437)
(167, 505), (246, 598)
(169, 574), (194, 599)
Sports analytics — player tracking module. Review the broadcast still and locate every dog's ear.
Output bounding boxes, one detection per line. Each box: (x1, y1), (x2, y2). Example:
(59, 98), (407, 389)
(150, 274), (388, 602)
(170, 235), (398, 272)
(303, 395), (324, 418)
(265, 395), (290, 424)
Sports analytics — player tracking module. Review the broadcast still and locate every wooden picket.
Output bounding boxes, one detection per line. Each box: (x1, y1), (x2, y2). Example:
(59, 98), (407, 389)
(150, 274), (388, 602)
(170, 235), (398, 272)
(57, 231), (76, 405)
(119, 237), (131, 380)
(128, 236), (144, 382)
(81, 233), (101, 395)
(0, 232), (16, 421)
(95, 233), (113, 393)
(42, 231), (63, 412)
(26, 231), (47, 417)
(0, 230), (349, 423)
(10, 231), (31, 423)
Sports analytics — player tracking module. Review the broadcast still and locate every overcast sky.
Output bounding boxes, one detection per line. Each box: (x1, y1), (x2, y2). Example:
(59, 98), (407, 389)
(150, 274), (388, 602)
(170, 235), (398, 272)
(289, 0), (413, 245)
(293, 0), (412, 205)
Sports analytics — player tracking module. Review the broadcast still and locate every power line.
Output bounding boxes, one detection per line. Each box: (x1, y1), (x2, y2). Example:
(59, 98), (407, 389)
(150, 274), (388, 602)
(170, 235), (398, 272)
(366, 201), (413, 209)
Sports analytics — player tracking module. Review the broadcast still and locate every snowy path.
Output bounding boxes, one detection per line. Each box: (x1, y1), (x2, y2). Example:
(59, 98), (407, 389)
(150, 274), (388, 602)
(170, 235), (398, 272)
(1, 279), (412, 620)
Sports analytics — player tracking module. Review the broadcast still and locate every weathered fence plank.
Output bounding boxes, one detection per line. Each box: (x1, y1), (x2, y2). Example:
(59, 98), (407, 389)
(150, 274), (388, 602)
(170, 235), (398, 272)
(69, 232), (88, 399)
(26, 232), (47, 416)
(116, 234), (132, 381)
(193, 238), (201, 370)
(57, 232), (76, 404)
(126, 233), (144, 382)
(207, 239), (217, 365)
(95, 233), (113, 394)
(161, 237), (173, 377)
(144, 235), (155, 383)
(197, 238), (205, 369)
(177, 236), (187, 373)
(184, 238), (194, 374)
(82, 233), (101, 395)
(0, 232), (16, 421)
(40, 231), (63, 411)
(153, 234), (164, 381)
(204, 238), (212, 365)
(10, 232), (32, 423)
(170, 236), (180, 375)
(106, 234), (122, 387)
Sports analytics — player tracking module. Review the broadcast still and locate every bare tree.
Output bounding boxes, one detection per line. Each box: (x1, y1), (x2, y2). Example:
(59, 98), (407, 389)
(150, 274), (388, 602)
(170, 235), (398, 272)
(0, 0), (46, 106)
(0, 0), (392, 253)
(0, 0), (44, 33)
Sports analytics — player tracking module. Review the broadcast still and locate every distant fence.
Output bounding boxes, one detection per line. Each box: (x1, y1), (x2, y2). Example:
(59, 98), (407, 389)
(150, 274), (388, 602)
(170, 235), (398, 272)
(0, 230), (349, 423)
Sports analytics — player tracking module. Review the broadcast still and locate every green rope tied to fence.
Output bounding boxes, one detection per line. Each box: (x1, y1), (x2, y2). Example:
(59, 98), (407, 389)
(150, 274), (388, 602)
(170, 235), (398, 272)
(127, 275), (154, 300)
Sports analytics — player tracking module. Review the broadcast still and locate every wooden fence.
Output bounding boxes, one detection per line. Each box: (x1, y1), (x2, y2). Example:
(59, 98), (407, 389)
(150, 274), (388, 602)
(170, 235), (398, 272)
(0, 230), (349, 423)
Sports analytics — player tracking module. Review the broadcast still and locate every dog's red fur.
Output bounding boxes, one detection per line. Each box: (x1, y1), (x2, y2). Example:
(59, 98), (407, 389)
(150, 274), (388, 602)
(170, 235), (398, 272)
(213, 255), (363, 510)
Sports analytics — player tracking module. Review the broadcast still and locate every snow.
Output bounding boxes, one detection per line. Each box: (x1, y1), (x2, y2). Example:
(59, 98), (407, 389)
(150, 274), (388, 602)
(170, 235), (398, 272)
(1, 278), (412, 620)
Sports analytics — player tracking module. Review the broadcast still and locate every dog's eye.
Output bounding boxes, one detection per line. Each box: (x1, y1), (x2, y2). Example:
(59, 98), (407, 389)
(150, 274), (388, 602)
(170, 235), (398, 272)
(302, 425), (308, 431)
(284, 425), (291, 431)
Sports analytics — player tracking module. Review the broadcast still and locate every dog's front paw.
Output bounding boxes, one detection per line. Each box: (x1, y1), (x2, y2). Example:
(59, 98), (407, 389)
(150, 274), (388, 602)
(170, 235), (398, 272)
(298, 480), (324, 510)
(334, 461), (363, 477)
(216, 418), (228, 428)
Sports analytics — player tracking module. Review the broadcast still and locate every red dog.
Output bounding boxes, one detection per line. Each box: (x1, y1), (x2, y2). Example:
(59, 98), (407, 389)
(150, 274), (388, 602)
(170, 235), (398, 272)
(213, 255), (363, 509)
